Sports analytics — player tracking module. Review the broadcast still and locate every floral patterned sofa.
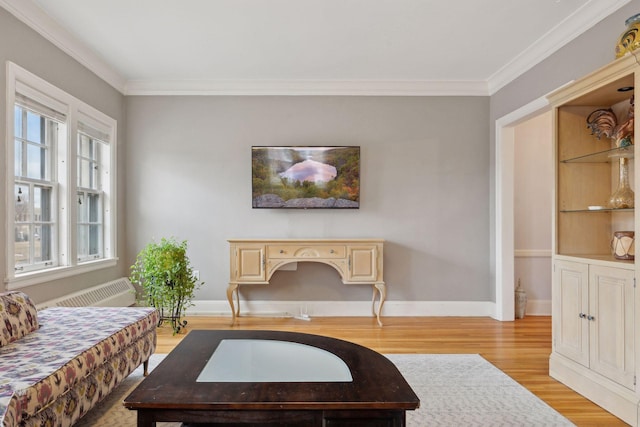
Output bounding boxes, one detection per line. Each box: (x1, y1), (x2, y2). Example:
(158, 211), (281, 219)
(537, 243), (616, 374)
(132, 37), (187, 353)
(0, 291), (158, 427)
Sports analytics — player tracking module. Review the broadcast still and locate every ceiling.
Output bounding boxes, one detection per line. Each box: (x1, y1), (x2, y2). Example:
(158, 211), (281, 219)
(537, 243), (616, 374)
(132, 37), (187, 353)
(0, 0), (632, 95)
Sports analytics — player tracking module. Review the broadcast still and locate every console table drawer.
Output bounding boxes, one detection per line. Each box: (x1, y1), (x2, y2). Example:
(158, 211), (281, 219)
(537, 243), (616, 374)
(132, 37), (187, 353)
(268, 245), (346, 259)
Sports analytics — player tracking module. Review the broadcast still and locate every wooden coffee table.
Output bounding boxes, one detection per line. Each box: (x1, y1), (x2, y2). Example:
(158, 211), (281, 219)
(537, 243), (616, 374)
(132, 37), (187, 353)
(124, 330), (419, 426)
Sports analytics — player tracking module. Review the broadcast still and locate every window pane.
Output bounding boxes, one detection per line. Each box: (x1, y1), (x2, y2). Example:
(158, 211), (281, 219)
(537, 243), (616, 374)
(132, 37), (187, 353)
(77, 224), (88, 260)
(34, 186), (51, 222)
(88, 193), (100, 222)
(34, 224), (51, 263)
(78, 158), (92, 188)
(40, 224), (52, 262)
(89, 225), (100, 256)
(14, 139), (22, 176)
(90, 161), (96, 188)
(14, 106), (23, 138)
(78, 135), (98, 189)
(79, 134), (90, 157)
(26, 111), (42, 143)
(26, 143), (46, 179)
(77, 192), (87, 222)
(14, 185), (29, 222)
(14, 225), (31, 267)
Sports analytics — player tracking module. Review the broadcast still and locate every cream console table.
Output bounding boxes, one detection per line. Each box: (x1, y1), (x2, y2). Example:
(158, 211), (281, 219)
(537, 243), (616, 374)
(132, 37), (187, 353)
(227, 239), (386, 326)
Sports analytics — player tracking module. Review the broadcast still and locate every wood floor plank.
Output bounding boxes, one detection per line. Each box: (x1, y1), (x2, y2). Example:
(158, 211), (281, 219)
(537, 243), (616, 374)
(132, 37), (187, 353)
(155, 315), (628, 427)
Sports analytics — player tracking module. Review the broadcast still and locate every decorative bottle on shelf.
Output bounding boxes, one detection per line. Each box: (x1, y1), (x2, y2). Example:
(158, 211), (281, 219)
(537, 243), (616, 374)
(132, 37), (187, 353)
(609, 157), (634, 209)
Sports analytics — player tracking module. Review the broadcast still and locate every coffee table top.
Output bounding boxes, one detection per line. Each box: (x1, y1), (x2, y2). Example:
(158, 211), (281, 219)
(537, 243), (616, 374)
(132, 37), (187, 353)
(124, 330), (420, 411)
(197, 338), (353, 382)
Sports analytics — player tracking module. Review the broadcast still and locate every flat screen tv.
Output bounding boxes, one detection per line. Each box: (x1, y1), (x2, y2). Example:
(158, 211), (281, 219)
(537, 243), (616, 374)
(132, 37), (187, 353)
(252, 146), (360, 209)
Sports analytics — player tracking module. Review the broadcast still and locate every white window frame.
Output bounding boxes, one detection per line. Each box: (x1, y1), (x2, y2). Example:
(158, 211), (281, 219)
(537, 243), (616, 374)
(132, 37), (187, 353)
(13, 106), (59, 273)
(5, 62), (117, 289)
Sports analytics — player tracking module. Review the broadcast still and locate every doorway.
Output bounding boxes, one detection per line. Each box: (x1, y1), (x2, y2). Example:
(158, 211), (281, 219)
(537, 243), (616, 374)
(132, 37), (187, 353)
(494, 96), (551, 320)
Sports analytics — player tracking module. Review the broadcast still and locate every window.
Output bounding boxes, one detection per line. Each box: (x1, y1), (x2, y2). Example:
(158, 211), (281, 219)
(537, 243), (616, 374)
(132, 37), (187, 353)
(6, 62), (117, 288)
(13, 105), (60, 273)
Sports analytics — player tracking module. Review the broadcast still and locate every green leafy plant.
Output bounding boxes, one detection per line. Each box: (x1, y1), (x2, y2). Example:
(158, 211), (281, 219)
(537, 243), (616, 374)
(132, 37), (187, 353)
(130, 237), (203, 334)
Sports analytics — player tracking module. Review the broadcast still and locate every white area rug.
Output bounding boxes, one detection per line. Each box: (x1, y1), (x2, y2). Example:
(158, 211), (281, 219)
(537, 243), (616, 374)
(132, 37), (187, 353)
(75, 353), (574, 426)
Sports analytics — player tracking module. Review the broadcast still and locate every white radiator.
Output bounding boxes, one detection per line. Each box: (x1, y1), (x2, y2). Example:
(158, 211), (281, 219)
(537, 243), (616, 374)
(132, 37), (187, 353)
(36, 277), (136, 310)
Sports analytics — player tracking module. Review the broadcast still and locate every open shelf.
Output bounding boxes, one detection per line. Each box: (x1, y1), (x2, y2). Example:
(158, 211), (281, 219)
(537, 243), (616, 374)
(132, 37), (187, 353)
(561, 146), (634, 163)
(559, 207), (633, 213)
(555, 253), (635, 267)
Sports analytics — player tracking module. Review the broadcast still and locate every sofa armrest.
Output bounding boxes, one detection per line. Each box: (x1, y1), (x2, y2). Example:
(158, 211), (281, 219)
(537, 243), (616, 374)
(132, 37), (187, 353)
(0, 291), (39, 347)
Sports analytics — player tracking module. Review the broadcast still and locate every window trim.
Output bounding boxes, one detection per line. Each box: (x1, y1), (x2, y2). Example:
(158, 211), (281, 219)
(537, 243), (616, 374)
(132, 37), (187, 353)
(5, 61), (118, 289)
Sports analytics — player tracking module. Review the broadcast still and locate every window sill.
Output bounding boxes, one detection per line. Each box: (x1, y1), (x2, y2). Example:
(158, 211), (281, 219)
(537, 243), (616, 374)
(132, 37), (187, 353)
(6, 258), (118, 290)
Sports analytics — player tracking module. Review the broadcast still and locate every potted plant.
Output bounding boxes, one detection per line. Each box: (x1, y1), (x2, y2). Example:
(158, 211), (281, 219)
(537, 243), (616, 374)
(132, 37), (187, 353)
(130, 237), (203, 333)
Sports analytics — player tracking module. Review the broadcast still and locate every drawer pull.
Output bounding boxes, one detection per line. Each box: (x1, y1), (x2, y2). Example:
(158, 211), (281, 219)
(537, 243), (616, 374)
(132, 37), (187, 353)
(330, 249), (335, 254)
(280, 250), (284, 254)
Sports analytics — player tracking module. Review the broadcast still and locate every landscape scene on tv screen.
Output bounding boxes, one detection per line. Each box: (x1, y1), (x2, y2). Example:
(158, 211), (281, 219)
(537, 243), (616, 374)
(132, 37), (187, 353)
(252, 146), (360, 209)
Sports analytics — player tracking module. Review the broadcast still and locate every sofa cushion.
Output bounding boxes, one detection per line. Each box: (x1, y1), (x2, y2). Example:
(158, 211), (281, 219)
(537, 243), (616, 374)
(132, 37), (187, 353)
(0, 292), (39, 347)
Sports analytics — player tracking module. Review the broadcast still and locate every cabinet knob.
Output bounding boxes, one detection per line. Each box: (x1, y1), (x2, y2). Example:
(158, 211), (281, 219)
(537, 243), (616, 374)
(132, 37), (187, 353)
(280, 250), (284, 254)
(330, 249), (335, 253)
(587, 315), (595, 321)
(579, 313), (586, 319)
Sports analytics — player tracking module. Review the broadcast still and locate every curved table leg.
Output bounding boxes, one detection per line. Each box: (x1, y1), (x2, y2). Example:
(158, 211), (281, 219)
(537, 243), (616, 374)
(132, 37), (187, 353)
(227, 283), (240, 325)
(372, 282), (386, 327)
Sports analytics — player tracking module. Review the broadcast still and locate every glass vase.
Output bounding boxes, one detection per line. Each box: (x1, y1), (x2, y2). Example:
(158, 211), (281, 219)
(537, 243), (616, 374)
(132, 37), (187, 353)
(609, 157), (634, 209)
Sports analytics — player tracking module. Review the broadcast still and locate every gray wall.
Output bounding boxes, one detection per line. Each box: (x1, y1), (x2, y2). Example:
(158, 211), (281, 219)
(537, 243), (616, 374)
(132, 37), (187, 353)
(0, 8), (127, 303)
(125, 96), (490, 302)
(2, 0), (638, 307)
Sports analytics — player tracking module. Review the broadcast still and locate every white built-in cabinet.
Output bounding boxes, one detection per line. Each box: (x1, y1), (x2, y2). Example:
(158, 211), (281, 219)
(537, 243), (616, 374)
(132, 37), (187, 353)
(553, 260), (634, 388)
(549, 55), (639, 425)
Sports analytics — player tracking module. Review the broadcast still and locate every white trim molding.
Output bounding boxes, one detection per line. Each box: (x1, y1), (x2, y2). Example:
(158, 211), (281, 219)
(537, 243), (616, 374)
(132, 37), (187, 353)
(123, 79), (489, 97)
(526, 299), (552, 316)
(0, 0), (630, 96)
(487, 0), (632, 94)
(187, 299), (551, 318)
(187, 300), (496, 318)
(494, 95), (551, 321)
(0, 0), (126, 92)
(514, 249), (553, 258)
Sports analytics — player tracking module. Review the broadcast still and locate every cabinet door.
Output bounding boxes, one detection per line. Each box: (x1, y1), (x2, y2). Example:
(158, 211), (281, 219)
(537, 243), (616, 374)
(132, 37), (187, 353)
(589, 265), (635, 389)
(346, 246), (378, 282)
(553, 260), (589, 367)
(233, 244), (266, 282)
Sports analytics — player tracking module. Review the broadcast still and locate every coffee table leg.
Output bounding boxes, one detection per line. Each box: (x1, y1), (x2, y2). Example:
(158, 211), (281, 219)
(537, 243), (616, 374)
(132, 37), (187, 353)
(372, 282), (386, 327)
(227, 283), (240, 325)
(137, 410), (155, 427)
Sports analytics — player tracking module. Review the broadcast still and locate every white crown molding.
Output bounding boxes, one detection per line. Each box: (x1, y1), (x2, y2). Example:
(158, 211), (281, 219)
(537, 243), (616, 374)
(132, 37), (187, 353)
(124, 79), (489, 96)
(0, 0), (126, 93)
(487, 0), (632, 95)
(1, 0), (630, 97)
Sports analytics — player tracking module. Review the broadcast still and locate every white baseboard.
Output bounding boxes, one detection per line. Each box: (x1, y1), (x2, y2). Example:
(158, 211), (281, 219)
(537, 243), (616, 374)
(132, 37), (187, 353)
(514, 249), (552, 258)
(526, 299), (551, 316)
(187, 300), (494, 318)
(186, 299), (551, 318)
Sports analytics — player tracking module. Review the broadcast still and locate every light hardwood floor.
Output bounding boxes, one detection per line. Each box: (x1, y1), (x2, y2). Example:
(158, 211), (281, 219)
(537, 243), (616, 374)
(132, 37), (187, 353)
(155, 315), (628, 427)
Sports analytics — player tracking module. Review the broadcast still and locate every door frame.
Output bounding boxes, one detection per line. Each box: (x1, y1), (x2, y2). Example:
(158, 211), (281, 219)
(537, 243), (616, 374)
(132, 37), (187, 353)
(494, 95), (551, 320)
